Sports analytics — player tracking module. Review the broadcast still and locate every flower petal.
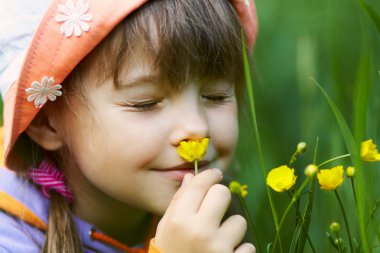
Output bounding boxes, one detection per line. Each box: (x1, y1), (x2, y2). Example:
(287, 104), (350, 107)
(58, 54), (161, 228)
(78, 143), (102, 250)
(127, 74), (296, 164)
(46, 77), (55, 87)
(27, 93), (40, 102)
(47, 94), (57, 101)
(73, 23), (82, 37)
(78, 20), (90, 32)
(77, 0), (89, 15)
(50, 90), (62, 97)
(55, 14), (68, 22)
(41, 76), (49, 86)
(81, 13), (92, 22)
(64, 23), (74, 37)
(58, 4), (71, 16)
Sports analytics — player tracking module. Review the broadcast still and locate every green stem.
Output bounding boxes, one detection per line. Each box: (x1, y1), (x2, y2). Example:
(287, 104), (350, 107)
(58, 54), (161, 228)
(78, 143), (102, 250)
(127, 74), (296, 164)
(296, 178), (317, 253)
(296, 138), (319, 253)
(289, 150), (299, 167)
(366, 199), (380, 227)
(334, 190), (354, 253)
(241, 31), (280, 250)
(286, 192), (316, 253)
(238, 195), (263, 253)
(350, 177), (358, 208)
(318, 154), (351, 167)
(194, 160), (198, 175)
(271, 178), (310, 253)
(335, 232), (344, 253)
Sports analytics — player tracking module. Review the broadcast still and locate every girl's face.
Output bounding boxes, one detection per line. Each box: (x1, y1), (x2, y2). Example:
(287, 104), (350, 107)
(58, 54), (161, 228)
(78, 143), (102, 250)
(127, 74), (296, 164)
(58, 58), (238, 215)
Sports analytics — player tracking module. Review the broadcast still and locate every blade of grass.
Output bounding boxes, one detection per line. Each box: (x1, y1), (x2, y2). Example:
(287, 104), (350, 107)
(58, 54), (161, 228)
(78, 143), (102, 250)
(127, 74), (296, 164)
(353, 52), (370, 152)
(241, 31), (280, 248)
(359, 0), (380, 35)
(312, 78), (370, 252)
(289, 223), (302, 253)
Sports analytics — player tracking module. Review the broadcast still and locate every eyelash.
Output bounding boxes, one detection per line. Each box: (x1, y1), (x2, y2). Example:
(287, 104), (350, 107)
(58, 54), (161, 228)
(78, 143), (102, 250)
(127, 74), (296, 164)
(203, 94), (232, 103)
(121, 100), (161, 112)
(120, 94), (232, 112)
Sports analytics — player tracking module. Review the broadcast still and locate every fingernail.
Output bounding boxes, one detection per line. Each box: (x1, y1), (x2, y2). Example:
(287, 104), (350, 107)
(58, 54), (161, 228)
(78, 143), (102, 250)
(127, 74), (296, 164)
(213, 168), (223, 178)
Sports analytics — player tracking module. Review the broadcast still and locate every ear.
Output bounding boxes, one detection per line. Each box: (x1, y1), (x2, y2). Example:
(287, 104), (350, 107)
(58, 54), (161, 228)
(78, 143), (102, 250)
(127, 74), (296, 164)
(25, 110), (64, 151)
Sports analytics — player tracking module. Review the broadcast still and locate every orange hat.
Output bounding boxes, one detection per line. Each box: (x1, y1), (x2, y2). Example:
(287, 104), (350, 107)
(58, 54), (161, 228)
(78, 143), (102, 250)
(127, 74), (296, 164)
(2, 0), (258, 170)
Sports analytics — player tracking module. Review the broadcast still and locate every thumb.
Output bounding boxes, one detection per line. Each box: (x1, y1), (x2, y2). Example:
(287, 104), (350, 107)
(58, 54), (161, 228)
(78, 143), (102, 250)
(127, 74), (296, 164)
(156, 173), (193, 237)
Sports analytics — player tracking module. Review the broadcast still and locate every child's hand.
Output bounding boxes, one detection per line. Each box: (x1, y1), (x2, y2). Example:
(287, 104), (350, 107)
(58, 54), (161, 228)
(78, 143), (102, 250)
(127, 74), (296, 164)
(154, 169), (256, 253)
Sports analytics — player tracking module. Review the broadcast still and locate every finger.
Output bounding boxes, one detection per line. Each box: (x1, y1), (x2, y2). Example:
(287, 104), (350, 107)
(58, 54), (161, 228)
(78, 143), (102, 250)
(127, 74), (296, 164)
(219, 215), (247, 248)
(197, 184), (231, 228)
(234, 243), (256, 253)
(160, 173), (193, 218)
(173, 168), (223, 215)
(156, 173), (194, 237)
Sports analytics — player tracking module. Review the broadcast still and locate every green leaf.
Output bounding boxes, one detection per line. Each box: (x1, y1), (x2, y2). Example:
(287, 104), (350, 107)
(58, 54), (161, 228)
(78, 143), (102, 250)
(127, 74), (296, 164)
(312, 78), (370, 252)
(360, 1), (380, 35)
(311, 79), (357, 157)
(289, 223), (302, 253)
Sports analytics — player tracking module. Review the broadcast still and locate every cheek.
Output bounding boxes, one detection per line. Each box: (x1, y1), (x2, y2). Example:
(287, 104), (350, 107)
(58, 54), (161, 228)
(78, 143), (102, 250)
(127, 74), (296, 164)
(208, 103), (238, 155)
(88, 111), (164, 169)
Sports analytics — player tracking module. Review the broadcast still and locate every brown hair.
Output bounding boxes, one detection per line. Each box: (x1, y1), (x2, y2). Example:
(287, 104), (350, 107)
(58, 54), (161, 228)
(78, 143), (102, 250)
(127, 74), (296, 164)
(27, 0), (245, 251)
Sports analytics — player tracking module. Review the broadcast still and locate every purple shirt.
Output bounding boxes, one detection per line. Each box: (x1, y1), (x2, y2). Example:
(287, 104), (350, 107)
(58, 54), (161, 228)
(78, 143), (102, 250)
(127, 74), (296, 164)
(0, 168), (145, 252)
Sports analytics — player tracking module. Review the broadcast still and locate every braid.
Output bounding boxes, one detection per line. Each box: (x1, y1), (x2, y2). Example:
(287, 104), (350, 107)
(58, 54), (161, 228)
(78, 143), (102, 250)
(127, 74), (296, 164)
(42, 191), (83, 253)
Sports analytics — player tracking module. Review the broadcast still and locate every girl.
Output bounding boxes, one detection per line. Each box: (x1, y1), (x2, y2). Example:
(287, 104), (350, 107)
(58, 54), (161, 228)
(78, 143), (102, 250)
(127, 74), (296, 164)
(0, 0), (258, 252)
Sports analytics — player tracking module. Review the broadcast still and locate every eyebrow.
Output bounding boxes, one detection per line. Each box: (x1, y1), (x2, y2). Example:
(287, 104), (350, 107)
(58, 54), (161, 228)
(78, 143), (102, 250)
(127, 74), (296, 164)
(115, 74), (160, 89)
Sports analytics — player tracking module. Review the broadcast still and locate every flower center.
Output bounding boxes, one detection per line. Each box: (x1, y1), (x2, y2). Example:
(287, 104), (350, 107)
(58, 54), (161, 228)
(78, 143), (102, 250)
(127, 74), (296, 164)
(39, 87), (50, 95)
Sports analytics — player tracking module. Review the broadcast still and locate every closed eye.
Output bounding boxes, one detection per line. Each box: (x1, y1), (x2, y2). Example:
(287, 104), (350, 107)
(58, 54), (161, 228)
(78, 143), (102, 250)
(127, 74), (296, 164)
(118, 100), (161, 112)
(202, 94), (234, 104)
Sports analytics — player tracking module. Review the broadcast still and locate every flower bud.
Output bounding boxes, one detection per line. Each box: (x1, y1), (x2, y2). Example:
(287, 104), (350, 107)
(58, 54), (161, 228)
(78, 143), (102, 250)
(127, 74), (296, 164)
(297, 142), (307, 154)
(329, 222), (341, 233)
(304, 164), (318, 177)
(334, 238), (344, 246)
(229, 181), (248, 197)
(346, 166), (355, 177)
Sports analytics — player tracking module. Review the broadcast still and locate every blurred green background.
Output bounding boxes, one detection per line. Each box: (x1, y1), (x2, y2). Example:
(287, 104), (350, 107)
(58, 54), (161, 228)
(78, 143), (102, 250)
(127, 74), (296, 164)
(233, 0), (380, 252)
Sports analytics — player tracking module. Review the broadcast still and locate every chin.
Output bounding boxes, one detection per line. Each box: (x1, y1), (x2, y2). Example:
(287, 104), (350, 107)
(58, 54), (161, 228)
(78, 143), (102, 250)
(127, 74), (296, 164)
(148, 193), (174, 216)
(146, 202), (169, 216)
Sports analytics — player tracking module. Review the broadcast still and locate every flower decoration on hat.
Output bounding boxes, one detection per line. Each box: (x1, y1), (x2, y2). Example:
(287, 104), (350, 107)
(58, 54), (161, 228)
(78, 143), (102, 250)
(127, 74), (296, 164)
(55, 0), (92, 37)
(25, 76), (62, 108)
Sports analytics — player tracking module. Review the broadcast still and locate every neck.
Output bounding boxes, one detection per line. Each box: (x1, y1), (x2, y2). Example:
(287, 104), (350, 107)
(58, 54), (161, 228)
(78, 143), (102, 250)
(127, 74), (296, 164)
(68, 174), (152, 246)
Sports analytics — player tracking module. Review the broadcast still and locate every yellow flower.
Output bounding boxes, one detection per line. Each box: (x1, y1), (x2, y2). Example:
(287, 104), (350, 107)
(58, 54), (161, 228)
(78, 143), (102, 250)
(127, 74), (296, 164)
(229, 181), (248, 197)
(346, 166), (355, 177)
(177, 138), (209, 162)
(266, 165), (297, 192)
(317, 166), (344, 190)
(361, 139), (380, 162)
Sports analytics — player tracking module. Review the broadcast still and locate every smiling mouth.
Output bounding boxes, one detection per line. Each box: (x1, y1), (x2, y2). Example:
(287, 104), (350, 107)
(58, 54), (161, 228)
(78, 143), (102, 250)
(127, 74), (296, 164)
(159, 160), (212, 171)
(151, 160), (213, 180)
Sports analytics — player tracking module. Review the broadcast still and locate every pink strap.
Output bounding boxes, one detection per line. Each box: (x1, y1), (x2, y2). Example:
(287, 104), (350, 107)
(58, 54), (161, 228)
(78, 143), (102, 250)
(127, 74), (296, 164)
(28, 158), (73, 202)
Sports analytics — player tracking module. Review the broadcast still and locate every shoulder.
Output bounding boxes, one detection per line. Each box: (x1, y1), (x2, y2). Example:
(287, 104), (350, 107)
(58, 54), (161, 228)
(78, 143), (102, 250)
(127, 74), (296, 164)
(0, 211), (43, 252)
(0, 167), (49, 215)
(0, 168), (48, 252)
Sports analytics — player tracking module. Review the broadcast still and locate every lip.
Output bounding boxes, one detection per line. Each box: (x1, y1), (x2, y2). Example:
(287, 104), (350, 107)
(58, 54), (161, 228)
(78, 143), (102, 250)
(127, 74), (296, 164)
(152, 160), (212, 181)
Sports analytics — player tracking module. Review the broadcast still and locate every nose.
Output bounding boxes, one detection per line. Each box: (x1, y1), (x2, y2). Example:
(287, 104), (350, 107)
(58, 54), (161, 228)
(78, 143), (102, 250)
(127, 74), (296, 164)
(170, 100), (210, 146)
